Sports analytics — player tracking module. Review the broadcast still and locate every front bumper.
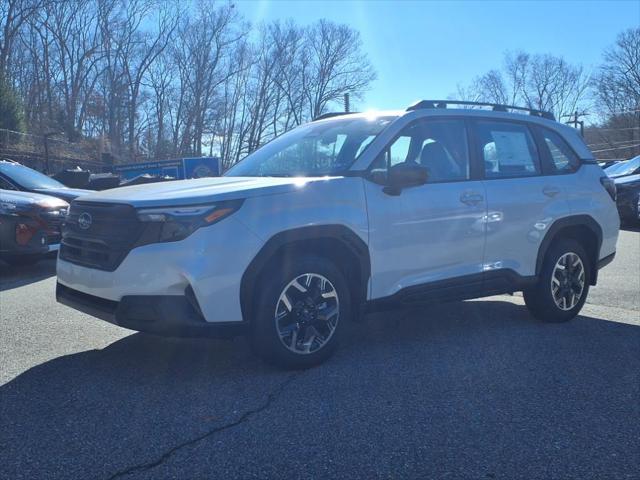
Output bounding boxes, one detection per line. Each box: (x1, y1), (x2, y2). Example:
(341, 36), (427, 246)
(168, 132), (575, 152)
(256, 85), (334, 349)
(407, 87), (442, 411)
(56, 217), (263, 323)
(0, 217), (50, 256)
(56, 283), (246, 338)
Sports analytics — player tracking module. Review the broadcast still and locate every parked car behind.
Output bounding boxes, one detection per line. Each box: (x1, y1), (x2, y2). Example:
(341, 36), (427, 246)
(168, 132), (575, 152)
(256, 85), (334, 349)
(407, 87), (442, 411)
(614, 173), (640, 224)
(0, 189), (68, 265)
(0, 160), (91, 202)
(604, 155), (640, 179)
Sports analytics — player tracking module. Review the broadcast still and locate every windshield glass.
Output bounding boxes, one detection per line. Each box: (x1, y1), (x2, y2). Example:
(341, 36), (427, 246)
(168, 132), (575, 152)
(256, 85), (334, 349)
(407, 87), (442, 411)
(0, 162), (65, 189)
(225, 116), (395, 177)
(605, 156), (640, 176)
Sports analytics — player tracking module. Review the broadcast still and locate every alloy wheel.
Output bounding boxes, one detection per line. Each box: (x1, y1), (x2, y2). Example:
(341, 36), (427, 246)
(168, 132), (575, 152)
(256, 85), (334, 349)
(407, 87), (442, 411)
(550, 252), (585, 311)
(274, 273), (340, 354)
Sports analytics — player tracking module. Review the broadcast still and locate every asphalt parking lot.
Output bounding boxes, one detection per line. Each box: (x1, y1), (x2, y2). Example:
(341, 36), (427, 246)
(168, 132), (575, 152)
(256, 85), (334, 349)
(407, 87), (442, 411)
(1, 229), (638, 479)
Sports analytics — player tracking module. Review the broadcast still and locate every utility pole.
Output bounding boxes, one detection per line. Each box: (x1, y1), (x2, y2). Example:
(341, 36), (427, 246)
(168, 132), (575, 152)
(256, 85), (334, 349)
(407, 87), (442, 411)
(43, 132), (52, 174)
(562, 111), (588, 137)
(344, 93), (350, 113)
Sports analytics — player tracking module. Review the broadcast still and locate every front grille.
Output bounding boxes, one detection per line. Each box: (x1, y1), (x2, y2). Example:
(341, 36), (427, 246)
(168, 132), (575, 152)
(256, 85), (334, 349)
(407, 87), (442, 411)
(60, 202), (145, 271)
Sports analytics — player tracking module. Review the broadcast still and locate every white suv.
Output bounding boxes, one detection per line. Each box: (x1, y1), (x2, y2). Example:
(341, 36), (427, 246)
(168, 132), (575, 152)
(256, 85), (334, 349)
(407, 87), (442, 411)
(56, 101), (620, 368)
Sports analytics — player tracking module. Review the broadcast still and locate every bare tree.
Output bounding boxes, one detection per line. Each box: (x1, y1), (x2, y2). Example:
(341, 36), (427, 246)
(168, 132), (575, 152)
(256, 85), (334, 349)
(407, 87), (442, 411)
(0, 0), (45, 79)
(591, 27), (640, 160)
(38, 0), (103, 140)
(0, 1), (377, 168)
(301, 20), (376, 120)
(459, 51), (590, 120)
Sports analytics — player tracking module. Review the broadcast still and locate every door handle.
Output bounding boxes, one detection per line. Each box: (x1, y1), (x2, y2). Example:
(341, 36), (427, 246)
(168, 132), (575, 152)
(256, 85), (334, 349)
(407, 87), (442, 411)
(543, 186), (561, 197)
(460, 192), (484, 206)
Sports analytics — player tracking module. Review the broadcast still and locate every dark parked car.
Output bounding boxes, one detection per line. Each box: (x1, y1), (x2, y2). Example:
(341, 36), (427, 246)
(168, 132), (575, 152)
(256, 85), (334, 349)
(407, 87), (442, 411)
(0, 160), (91, 202)
(604, 155), (640, 179)
(0, 189), (69, 265)
(614, 173), (640, 224)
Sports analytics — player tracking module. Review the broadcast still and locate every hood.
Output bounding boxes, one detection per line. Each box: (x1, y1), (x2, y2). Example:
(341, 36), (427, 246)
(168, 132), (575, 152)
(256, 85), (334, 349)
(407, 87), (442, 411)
(33, 187), (93, 202)
(614, 173), (640, 186)
(1, 189), (69, 212)
(72, 176), (337, 207)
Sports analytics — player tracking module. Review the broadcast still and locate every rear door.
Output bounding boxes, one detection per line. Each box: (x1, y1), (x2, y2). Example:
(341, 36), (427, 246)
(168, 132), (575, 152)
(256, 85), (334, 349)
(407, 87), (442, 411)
(471, 119), (570, 279)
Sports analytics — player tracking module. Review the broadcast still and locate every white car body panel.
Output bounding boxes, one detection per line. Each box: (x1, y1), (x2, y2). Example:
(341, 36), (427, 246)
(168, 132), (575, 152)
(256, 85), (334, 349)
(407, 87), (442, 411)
(57, 216), (263, 323)
(364, 179), (487, 298)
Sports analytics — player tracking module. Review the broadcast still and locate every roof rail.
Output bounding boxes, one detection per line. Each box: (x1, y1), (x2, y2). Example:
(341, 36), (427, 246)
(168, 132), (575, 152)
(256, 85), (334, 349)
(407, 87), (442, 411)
(406, 100), (555, 121)
(312, 112), (357, 121)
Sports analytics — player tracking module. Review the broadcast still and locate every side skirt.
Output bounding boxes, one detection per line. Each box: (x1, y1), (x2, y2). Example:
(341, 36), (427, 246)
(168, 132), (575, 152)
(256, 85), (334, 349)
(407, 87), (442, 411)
(364, 270), (537, 313)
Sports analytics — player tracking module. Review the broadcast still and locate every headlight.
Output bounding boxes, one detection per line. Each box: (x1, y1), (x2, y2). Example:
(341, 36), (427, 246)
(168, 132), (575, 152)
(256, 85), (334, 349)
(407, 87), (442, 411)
(136, 199), (243, 243)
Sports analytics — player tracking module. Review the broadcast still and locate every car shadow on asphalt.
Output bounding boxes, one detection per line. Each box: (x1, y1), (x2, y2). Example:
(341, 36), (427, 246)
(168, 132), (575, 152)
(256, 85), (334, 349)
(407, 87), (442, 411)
(0, 255), (57, 291)
(1, 300), (638, 479)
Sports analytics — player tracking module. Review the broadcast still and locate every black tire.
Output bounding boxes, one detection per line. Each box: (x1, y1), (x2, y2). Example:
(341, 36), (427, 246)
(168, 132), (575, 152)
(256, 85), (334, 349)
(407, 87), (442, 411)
(249, 255), (351, 369)
(524, 238), (591, 323)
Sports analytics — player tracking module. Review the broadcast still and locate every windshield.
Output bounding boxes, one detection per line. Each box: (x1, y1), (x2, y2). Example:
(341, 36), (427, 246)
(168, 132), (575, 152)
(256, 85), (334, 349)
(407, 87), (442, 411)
(605, 156), (640, 176)
(225, 116), (395, 177)
(0, 162), (65, 189)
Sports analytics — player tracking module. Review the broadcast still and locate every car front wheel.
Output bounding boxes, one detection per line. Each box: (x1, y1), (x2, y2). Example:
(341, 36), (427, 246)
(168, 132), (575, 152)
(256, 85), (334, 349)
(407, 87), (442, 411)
(249, 256), (351, 369)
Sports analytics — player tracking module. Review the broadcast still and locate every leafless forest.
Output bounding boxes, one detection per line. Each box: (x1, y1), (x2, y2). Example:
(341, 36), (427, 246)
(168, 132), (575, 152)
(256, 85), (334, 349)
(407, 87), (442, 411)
(1, 0), (375, 168)
(0, 0), (638, 169)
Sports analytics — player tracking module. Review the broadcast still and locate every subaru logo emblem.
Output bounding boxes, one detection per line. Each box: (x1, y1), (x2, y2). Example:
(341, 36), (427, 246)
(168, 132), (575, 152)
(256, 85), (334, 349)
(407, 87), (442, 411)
(78, 212), (92, 230)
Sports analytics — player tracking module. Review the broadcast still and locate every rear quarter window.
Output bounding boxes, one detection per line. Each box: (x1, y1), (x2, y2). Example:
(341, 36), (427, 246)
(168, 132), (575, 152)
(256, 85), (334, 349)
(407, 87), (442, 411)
(537, 127), (580, 174)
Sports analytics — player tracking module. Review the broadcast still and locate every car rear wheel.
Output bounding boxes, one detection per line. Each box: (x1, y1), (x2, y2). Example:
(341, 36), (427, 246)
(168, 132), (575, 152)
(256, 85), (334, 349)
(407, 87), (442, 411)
(249, 256), (351, 369)
(524, 239), (590, 323)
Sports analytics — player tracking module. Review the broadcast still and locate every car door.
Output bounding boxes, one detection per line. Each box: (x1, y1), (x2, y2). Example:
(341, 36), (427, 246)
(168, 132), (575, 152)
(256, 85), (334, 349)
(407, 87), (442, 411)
(472, 119), (571, 279)
(365, 118), (488, 302)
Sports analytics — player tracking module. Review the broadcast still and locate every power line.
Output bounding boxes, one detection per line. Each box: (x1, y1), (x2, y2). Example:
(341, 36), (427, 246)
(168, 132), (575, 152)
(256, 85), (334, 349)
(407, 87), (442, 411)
(604, 109), (640, 115)
(586, 126), (640, 132)
(590, 143), (640, 154)
(587, 139), (639, 148)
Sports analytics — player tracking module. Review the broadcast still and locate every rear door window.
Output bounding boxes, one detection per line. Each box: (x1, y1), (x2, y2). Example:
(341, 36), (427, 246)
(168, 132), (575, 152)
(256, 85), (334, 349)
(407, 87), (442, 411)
(474, 121), (541, 178)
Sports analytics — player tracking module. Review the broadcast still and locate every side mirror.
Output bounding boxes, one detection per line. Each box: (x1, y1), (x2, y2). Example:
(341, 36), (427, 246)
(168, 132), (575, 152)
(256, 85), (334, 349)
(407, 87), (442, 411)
(384, 163), (428, 194)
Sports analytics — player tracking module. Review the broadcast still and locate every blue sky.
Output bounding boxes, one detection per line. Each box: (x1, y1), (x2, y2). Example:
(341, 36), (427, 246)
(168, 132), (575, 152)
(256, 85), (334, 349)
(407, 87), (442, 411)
(234, 0), (639, 110)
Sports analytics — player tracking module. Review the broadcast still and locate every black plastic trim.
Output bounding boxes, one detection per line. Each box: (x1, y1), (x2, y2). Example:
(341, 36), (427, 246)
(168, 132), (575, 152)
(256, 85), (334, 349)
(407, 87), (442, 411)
(597, 252), (615, 270)
(365, 269), (537, 313)
(534, 215), (603, 285)
(240, 224), (370, 321)
(406, 99), (555, 120)
(56, 283), (246, 338)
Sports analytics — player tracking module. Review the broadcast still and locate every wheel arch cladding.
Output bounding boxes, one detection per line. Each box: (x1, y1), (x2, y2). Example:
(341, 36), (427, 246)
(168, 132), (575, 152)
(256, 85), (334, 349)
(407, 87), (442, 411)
(240, 225), (371, 322)
(536, 215), (602, 285)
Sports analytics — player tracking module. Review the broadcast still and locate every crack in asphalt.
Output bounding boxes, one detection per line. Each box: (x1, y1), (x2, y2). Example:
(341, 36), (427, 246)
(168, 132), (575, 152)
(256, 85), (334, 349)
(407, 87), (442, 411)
(104, 372), (300, 480)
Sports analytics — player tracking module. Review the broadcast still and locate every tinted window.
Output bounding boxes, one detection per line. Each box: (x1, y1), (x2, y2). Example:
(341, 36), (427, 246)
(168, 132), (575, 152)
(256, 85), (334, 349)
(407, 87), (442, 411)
(475, 121), (540, 178)
(0, 163), (65, 189)
(0, 176), (17, 190)
(376, 119), (470, 183)
(540, 128), (579, 173)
